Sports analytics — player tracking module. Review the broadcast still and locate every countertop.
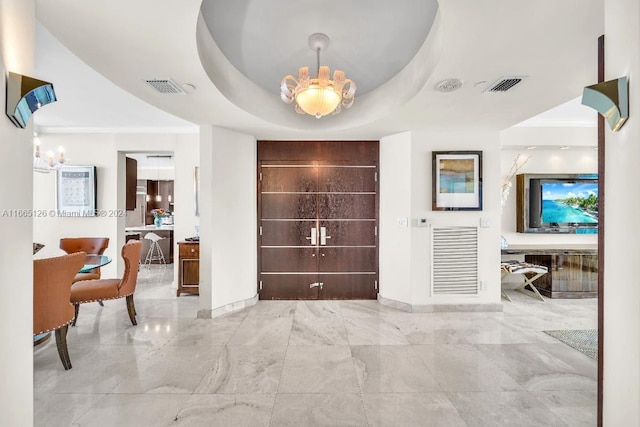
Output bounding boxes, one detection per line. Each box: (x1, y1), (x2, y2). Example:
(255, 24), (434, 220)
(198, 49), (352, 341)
(126, 225), (174, 232)
(502, 244), (597, 255)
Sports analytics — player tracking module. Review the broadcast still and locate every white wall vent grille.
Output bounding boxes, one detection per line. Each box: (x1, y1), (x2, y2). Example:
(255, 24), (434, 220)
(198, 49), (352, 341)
(432, 226), (478, 295)
(484, 76), (527, 92)
(143, 78), (186, 94)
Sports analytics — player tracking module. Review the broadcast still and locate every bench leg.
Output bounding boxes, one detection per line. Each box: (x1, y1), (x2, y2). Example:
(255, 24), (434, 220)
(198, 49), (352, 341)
(514, 272), (546, 302)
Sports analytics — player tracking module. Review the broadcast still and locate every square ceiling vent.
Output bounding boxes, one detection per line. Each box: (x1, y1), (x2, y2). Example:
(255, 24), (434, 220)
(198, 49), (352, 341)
(143, 78), (186, 94)
(484, 76), (527, 93)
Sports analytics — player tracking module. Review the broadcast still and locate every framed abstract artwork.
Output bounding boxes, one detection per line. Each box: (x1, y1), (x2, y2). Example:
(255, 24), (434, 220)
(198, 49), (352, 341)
(56, 165), (97, 216)
(432, 151), (482, 211)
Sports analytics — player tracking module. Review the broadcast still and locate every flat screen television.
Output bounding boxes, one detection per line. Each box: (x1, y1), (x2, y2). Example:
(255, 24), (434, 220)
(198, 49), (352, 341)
(517, 174), (598, 233)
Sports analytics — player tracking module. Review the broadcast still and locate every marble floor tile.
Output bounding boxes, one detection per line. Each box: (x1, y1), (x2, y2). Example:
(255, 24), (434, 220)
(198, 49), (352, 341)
(167, 317), (244, 346)
(294, 300), (343, 318)
(363, 393), (467, 427)
(289, 315), (349, 345)
(100, 317), (185, 347)
(245, 300), (297, 318)
(278, 345), (360, 393)
(34, 344), (154, 394)
(477, 343), (597, 391)
(34, 393), (106, 427)
(112, 345), (223, 394)
(227, 317), (293, 346)
(413, 344), (522, 392)
(175, 394), (275, 426)
(448, 391), (568, 427)
(532, 389), (597, 427)
(270, 393), (367, 427)
(344, 316), (410, 345)
(352, 345), (441, 392)
(195, 345), (286, 394)
(73, 393), (191, 427)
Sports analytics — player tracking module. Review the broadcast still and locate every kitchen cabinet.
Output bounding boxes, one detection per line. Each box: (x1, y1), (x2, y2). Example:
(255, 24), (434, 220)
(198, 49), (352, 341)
(126, 157), (137, 211)
(177, 241), (199, 296)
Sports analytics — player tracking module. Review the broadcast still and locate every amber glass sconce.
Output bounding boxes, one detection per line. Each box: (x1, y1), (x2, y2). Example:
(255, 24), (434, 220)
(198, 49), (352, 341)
(581, 76), (628, 132)
(5, 72), (57, 128)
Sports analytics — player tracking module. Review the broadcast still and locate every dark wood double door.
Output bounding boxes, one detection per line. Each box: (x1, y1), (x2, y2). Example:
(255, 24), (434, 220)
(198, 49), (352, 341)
(258, 141), (379, 300)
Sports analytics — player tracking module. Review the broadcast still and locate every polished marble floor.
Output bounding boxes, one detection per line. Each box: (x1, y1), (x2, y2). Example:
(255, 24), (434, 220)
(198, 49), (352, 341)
(34, 265), (597, 426)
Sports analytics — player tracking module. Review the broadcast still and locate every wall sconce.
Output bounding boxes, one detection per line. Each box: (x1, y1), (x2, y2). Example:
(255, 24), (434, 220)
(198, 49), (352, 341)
(581, 76), (628, 132)
(5, 72), (57, 129)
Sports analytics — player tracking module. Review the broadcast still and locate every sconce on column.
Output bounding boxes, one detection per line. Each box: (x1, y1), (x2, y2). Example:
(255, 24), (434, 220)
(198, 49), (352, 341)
(5, 72), (57, 129)
(581, 76), (628, 132)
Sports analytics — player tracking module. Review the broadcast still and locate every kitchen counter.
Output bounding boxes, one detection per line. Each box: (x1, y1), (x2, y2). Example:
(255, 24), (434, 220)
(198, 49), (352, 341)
(125, 226), (174, 264)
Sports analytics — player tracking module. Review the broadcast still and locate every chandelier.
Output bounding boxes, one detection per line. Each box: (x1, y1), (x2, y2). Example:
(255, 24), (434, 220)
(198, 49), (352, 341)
(33, 133), (66, 173)
(280, 33), (356, 119)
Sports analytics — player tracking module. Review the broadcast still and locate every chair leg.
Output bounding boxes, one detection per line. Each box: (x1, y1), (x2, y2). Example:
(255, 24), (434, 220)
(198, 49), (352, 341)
(55, 325), (72, 370)
(72, 304), (80, 327)
(126, 295), (137, 326)
(98, 300), (104, 307)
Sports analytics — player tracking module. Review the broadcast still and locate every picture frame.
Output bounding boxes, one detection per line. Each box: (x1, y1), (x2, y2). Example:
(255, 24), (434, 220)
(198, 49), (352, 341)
(56, 165), (97, 216)
(432, 151), (482, 211)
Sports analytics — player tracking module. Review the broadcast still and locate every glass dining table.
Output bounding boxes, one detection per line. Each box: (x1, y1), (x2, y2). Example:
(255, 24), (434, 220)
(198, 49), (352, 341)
(33, 254), (112, 346)
(79, 254), (112, 273)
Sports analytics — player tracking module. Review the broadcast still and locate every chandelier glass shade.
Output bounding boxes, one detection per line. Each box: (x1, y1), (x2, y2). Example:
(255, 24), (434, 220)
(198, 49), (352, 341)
(33, 133), (66, 173)
(280, 34), (356, 119)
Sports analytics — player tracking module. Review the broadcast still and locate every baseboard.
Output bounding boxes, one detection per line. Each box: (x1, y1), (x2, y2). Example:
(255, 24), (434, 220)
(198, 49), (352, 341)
(378, 295), (503, 313)
(196, 294), (259, 319)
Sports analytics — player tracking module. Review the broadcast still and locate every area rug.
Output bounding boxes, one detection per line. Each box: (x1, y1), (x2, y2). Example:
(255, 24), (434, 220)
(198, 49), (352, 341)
(543, 329), (598, 360)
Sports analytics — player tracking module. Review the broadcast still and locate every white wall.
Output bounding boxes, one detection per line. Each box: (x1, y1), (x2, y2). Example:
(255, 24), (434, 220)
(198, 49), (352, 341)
(603, 0), (640, 423)
(500, 126), (598, 247)
(0, 0), (35, 423)
(379, 132), (413, 303)
(379, 129), (501, 308)
(198, 126), (257, 317)
(33, 132), (199, 287)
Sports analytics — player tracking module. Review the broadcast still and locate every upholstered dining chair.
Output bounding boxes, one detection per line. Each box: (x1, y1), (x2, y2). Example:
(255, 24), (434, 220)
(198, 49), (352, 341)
(34, 252), (86, 370)
(60, 237), (110, 282)
(70, 240), (142, 327)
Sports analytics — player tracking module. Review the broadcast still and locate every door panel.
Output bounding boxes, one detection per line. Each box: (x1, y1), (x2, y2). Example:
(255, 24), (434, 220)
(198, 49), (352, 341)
(318, 248), (377, 272)
(261, 220), (317, 246)
(261, 194), (317, 219)
(262, 166), (317, 192)
(318, 221), (376, 246)
(319, 194), (376, 219)
(261, 248), (318, 272)
(318, 167), (376, 192)
(260, 274), (320, 300)
(318, 274), (378, 299)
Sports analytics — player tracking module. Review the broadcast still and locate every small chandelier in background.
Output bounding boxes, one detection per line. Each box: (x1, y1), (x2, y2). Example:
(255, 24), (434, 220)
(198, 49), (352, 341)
(33, 133), (66, 173)
(280, 33), (356, 119)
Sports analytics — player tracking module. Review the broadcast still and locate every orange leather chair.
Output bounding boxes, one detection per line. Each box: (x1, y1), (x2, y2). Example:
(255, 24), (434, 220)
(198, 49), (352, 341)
(71, 240), (142, 326)
(60, 237), (110, 282)
(34, 252), (86, 370)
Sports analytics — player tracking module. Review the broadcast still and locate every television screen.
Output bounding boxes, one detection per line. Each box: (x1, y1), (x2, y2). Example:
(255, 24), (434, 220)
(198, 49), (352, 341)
(541, 180), (598, 226)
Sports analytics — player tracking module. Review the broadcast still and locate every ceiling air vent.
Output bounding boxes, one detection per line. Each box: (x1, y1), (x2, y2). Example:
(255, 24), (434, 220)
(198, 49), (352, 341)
(143, 78), (186, 94)
(484, 76), (527, 93)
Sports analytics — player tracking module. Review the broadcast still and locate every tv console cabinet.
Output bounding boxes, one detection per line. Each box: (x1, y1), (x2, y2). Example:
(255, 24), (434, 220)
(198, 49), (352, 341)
(501, 246), (597, 298)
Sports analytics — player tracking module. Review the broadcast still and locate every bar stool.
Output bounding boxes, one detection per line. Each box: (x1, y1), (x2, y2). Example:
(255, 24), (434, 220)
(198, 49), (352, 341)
(143, 232), (166, 267)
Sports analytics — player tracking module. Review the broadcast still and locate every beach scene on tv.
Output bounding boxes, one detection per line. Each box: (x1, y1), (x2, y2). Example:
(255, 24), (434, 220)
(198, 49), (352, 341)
(541, 181), (598, 224)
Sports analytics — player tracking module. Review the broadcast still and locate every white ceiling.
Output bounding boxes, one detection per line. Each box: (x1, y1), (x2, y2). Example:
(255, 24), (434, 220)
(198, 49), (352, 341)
(32, 0), (603, 139)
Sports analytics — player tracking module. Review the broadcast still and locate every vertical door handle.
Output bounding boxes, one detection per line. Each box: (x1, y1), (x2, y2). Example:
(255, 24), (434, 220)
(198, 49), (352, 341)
(306, 227), (317, 245)
(320, 227), (331, 245)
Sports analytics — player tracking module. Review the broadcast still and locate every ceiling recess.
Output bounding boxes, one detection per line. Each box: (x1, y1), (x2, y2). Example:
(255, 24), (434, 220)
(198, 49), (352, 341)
(484, 76), (527, 92)
(143, 78), (186, 94)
